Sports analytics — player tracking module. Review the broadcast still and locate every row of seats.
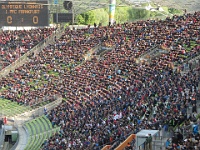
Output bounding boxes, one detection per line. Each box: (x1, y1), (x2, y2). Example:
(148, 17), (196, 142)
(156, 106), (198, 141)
(24, 115), (60, 150)
(0, 98), (30, 117)
(25, 129), (60, 150)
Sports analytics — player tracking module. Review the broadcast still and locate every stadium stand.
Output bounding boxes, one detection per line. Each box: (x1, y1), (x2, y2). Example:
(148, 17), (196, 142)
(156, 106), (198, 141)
(24, 115), (60, 150)
(40, 12), (199, 150)
(0, 98), (31, 117)
(0, 27), (101, 106)
(0, 28), (56, 70)
(0, 11), (199, 150)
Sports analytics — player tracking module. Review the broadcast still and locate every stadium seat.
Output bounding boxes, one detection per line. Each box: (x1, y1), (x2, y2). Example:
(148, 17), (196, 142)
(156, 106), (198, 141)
(24, 115), (60, 150)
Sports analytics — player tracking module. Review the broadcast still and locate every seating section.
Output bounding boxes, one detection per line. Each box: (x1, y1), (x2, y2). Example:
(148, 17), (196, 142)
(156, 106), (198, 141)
(0, 12), (199, 150)
(0, 28), (100, 106)
(0, 98), (31, 117)
(24, 115), (60, 150)
(41, 12), (200, 150)
(0, 28), (56, 70)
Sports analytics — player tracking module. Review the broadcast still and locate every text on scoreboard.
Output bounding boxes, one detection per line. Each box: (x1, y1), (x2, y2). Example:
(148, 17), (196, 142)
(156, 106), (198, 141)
(0, 1), (49, 26)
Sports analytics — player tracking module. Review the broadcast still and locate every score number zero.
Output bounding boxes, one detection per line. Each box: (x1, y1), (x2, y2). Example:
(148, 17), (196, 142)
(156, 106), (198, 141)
(6, 16), (39, 24)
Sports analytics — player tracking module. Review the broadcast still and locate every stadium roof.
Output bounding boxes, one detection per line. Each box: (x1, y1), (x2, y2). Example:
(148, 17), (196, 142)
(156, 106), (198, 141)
(69, 0), (199, 14)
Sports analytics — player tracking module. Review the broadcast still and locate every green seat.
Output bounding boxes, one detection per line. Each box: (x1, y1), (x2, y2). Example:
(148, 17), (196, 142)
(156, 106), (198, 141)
(0, 99), (31, 117)
(25, 135), (36, 150)
(40, 117), (49, 131)
(24, 115), (59, 150)
(25, 123), (32, 136)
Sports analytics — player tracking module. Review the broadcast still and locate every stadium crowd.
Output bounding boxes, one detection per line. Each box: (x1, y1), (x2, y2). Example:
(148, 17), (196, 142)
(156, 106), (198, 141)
(165, 116), (200, 150)
(42, 12), (200, 150)
(0, 11), (199, 150)
(0, 27), (56, 70)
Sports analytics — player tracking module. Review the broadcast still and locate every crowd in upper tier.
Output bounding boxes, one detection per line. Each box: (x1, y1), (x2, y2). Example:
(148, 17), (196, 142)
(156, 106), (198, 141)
(0, 28), (56, 70)
(0, 12), (199, 150)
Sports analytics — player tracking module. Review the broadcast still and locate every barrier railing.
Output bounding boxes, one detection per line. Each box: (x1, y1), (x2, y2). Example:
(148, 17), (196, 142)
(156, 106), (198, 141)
(83, 44), (101, 61)
(29, 94), (61, 107)
(95, 45), (113, 56)
(101, 145), (111, 150)
(179, 54), (200, 72)
(115, 134), (136, 150)
(151, 136), (168, 150)
(176, 51), (200, 67)
(13, 95), (62, 120)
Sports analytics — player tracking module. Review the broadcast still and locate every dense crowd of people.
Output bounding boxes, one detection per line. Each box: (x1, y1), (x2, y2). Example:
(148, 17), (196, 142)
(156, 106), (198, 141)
(0, 11), (199, 150)
(0, 27), (56, 70)
(165, 116), (200, 150)
(42, 12), (200, 150)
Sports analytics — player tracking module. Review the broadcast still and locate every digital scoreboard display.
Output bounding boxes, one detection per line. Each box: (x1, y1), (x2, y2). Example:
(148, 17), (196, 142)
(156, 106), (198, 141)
(0, 1), (49, 26)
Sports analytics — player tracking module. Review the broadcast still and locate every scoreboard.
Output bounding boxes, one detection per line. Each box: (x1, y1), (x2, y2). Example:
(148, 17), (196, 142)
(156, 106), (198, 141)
(0, 1), (49, 26)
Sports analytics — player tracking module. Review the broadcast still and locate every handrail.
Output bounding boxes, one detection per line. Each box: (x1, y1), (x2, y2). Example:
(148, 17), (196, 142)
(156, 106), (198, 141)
(101, 145), (111, 150)
(115, 134), (136, 150)
(188, 53), (200, 63)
